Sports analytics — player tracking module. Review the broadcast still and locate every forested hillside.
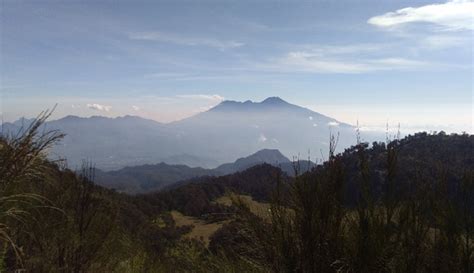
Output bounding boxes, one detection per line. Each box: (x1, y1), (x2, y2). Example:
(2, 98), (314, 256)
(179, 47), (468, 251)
(95, 148), (299, 194)
(1, 113), (472, 272)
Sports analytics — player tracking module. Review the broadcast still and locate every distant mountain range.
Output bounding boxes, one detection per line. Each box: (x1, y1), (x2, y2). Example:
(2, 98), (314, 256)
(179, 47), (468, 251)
(95, 148), (315, 193)
(1, 97), (379, 170)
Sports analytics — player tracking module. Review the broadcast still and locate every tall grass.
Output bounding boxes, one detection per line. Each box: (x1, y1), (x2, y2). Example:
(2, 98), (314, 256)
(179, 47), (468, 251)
(0, 109), (64, 267)
(236, 132), (473, 273)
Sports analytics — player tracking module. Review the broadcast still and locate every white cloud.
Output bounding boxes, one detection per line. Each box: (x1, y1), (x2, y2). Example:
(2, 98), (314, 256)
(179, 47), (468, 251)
(313, 123), (318, 127)
(299, 43), (387, 55)
(144, 72), (188, 79)
(272, 51), (428, 74)
(280, 51), (370, 73)
(87, 103), (112, 112)
(129, 31), (244, 50)
(368, 0), (474, 31)
(308, 116), (313, 120)
(421, 34), (467, 49)
(199, 105), (214, 111)
(144, 72), (241, 82)
(132, 105), (140, 111)
(328, 121), (340, 127)
(258, 133), (267, 142)
(369, 58), (426, 67)
(176, 94), (225, 102)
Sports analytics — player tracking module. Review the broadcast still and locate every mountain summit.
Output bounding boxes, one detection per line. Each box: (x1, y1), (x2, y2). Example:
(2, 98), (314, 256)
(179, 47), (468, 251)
(210, 97), (295, 112)
(215, 148), (291, 175)
(261, 96), (288, 105)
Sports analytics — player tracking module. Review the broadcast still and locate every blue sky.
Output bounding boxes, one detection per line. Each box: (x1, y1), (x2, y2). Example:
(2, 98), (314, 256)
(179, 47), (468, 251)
(1, 0), (472, 132)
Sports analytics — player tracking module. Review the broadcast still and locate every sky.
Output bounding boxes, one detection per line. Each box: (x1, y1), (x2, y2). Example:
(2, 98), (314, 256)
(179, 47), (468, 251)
(1, 0), (473, 133)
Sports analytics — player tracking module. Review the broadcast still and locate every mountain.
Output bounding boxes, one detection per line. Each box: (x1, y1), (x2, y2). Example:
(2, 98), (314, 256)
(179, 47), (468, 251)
(168, 97), (361, 164)
(95, 148), (310, 193)
(1, 97), (377, 170)
(42, 115), (182, 170)
(2, 114), (212, 170)
(215, 149), (291, 174)
(214, 148), (316, 176)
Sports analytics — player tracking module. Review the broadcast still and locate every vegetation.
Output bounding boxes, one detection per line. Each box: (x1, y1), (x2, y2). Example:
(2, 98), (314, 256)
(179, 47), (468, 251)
(0, 113), (472, 272)
(225, 132), (474, 273)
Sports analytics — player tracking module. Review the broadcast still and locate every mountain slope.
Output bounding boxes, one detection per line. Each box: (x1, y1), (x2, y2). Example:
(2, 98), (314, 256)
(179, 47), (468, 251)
(169, 97), (358, 164)
(95, 163), (217, 193)
(95, 148), (303, 193)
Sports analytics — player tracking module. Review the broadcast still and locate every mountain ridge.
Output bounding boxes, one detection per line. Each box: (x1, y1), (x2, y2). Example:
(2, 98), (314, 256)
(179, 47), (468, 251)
(1, 97), (367, 170)
(95, 148), (308, 193)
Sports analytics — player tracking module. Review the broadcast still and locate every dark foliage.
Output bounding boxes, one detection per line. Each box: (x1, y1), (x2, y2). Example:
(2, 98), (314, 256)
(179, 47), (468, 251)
(225, 132), (474, 273)
(144, 164), (288, 217)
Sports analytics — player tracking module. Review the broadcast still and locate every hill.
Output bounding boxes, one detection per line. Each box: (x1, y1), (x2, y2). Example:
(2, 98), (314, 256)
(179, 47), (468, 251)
(152, 132), (473, 215)
(95, 148), (300, 193)
(97, 131), (471, 195)
(333, 132), (473, 206)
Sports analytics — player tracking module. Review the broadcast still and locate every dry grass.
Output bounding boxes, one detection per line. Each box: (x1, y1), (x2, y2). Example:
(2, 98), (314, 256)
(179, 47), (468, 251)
(170, 195), (270, 247)
(215, 194), (271, 220)
(0, 109), (63, 265)
(171, 211), (228, 246)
